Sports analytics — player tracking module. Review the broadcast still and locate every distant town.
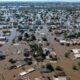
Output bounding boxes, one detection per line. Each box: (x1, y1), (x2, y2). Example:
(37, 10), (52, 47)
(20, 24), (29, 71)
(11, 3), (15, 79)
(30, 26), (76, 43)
(0, 2), (80, 80)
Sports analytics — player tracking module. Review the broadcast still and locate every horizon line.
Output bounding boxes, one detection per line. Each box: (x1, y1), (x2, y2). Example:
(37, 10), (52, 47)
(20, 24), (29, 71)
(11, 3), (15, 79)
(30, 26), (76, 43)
(0, 1), (80, 3)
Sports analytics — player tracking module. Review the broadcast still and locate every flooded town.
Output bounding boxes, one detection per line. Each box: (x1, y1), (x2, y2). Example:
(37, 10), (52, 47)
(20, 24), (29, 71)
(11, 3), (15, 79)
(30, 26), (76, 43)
(0, 1), (80, 80)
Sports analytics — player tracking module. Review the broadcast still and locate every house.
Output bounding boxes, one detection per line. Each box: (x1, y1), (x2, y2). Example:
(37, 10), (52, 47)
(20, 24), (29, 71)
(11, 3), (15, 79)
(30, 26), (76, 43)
(46, 51), (57, 60)
(0, 41), (6, 46)
(40, 33), (46, 38)
(16, 60), (26, 68)
(59, 39), (72, 45)
(19, 68), (35, 77)
(38, 40), (42, 45)
(72, 49), (80, 58)
(59, 40), (66, 45)
(2, 29), (11, 36)
(0, 36), (7, 46)
(24, 48), (30, 57)
(53, 71), (67, 80)
(35, 19), (42, 25)
(72, 39), (80, 45)
(0, 36), (6, 41)
(43, 48), (50, 55)
(0, 51), (6, 60)
(50, 51), (56, 56)
(27, 68), (35, 73)
(19, 71), (27, 76)
(40, 68), (51, 73)
(72, 49), (80, 54)
(34, 76), (50, 80)
(53, 77), (67, 80)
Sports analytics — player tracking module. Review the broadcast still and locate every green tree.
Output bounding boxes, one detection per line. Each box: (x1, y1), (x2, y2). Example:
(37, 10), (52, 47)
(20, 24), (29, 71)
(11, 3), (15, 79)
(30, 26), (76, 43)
(24, 33), (29, 38)
(18, 36), (22, 41)
(72, 65), (78, 70)
(46, 63), (54, 71)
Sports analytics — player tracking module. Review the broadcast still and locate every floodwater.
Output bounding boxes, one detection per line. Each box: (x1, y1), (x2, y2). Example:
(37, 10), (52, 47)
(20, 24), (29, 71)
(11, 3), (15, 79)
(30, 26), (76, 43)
(0, 14), (80, 80)
(34, 24), (80, 80)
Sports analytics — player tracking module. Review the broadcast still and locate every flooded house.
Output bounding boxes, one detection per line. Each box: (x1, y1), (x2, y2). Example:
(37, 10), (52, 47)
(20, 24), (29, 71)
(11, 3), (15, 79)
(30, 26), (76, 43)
(53, 71), (67, 80)
(0, 36), (7, 46)
(0, 51), (6, 60)
(24, 48), (30, 57)
(72, 49), (80, 59)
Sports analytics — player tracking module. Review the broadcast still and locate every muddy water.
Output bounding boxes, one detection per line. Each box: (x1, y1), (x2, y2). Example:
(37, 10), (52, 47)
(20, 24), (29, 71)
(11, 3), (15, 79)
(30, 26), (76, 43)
(0, 23), (80, 80)
(35, 24), (80, 80)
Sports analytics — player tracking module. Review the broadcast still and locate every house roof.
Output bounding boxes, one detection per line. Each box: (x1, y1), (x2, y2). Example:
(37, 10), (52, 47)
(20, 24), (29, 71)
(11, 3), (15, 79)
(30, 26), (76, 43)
(19, 71), (27, 76)
(0, 36), (6, 39)
(0, 51), (6, 56)
(54, 71), (66, 77)
(74, 54), (80, 58)
(54, 77), (67, 80)
(16, 60), (26, 68)
(72, 49), (80, 54)
(59, 40), (66, 43)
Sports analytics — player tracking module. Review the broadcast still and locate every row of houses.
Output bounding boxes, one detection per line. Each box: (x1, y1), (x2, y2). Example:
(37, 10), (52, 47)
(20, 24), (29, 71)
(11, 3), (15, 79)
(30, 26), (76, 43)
(34, 71), (67, 80)
(18, 68), (67, 80)
(59, 39), (80, 45)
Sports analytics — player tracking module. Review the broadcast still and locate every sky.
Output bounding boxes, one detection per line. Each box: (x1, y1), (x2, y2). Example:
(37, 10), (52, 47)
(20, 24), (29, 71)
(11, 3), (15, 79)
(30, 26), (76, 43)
(0, 0), (80, 2)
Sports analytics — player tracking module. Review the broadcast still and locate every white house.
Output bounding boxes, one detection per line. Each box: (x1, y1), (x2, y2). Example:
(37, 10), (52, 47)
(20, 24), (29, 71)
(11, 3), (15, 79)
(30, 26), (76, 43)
(53, 77), (67, 80)
(72, 49), (80, 58)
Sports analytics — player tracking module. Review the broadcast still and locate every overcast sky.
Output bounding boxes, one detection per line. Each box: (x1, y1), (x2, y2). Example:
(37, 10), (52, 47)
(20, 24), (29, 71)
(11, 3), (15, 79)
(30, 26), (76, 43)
(0, 0), (80, 2)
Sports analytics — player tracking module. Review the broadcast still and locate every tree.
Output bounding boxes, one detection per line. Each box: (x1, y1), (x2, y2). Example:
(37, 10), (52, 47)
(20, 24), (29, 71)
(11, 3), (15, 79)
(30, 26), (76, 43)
(66, 43), (70, 46)
(78, 62), (80, 69)
(64, 52), (70, 58)
(46, 64), (54, 71)
(31, 34), (36, 41)
(27, 60), (32, 65)
(6, 17), (10, 22)
(9, 58), (16, 64)
(55, 66), (63, 71)
(78, 62), (80, 66)
(49, 55), (58, 61)
(38, 46), (45, 58)
(18, 36), (22, 41)
(12, 39), (15, 43)
(24, 58), (32, 65)
(72, 65), (78, 70)
(30, 43), (38, 52)
(77, 32), (80, 37)
(19, 30), (24, 34)
(42, 37), (47, 41)
(49, 27), (52, 32)
(24, 33), (29, 38)
(67, 77), (71, 80)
